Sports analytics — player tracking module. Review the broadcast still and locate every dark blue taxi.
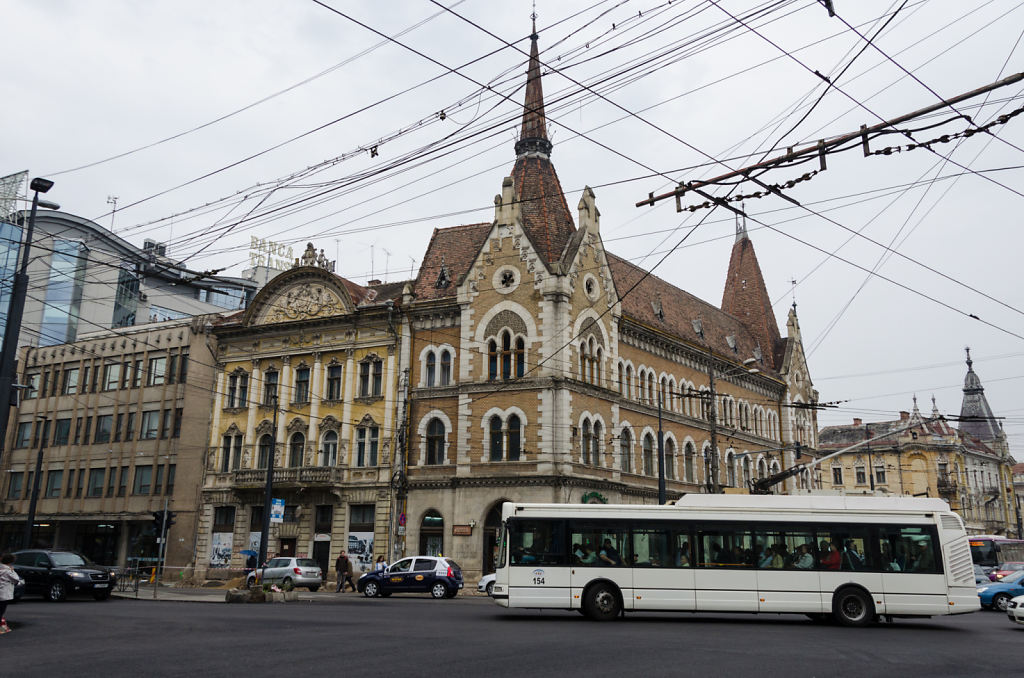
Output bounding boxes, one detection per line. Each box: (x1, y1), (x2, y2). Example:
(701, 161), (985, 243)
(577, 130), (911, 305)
(357, 556), (463, 599)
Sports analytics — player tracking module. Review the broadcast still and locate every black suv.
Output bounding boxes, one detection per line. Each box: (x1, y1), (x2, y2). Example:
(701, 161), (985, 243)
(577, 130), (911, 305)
(13, 550), (114, 601)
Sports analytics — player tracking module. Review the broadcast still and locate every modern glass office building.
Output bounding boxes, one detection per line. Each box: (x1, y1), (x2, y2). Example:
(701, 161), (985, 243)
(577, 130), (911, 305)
(0, 220), (23, 354)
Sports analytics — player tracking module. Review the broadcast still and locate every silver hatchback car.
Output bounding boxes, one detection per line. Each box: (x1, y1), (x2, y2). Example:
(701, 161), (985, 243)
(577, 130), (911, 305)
(248, 557), (323, 591)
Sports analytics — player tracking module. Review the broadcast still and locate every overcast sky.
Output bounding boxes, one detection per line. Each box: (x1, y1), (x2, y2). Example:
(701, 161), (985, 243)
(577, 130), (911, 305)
(5, 0), (1024, 447)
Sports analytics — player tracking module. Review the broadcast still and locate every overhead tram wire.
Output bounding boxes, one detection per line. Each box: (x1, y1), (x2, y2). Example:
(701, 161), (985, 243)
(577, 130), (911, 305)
(105, 0), (864, 260)
(114, 0), (798, 249)
(101, 0), (634, 233)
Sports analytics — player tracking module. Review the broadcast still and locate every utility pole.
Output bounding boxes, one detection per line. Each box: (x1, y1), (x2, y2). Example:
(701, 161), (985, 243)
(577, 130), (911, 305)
(656, 391), (666, 505)
(258, 393), (279, 580)
(0, 178), (57, 464)
(153, 497), (168, 600)
(23, 416), (47, 548)
(865, 424), (875, 492)
(707, 344), (720, 494)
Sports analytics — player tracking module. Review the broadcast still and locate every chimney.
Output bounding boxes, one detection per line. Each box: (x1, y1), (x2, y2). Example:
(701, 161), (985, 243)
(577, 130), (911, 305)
(899, 411), (909, 421)
(853, 418), (862, 426)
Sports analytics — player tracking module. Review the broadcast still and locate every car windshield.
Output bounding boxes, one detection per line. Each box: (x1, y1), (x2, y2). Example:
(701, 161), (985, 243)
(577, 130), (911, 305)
(296, 559), (318, 567)
(1000, 570), (1024, 584)
(50, 553), (87, 567)
(1000, 563), (1024, 571)
(444, 558), (462, 571)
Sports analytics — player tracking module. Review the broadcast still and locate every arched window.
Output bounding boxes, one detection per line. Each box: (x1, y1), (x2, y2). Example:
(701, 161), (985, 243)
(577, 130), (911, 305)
(742, 455), (751, 486)
(426, 351), (436, 387)
(322, 430), (338, 466)
(594, 348), (602, 386)
(665, 438), (675, 480)
(489, 415), (503, 461)
(617, 362), (624, 394)
(258, 434), (273, 469)
(684, 442), (695, 482)
(289, 432), (304, 468)
(625, 365), (633, 399)
(581, 420), (592, 465)
(620, 428), (632, 473)
(426, 418), (445, 465)
(440, 349), (452, 386)
(758, 458), (768, 479)
(592, 421), (603, 467)
(514, 338), (525, 378)
(507, 414), (521, 461)
(703, 446), (714, 486)
(579, 343), (588, 382)
(726, 451), (736, 487)
(660, 377), (667, 408)
(643, 434), (654, 476)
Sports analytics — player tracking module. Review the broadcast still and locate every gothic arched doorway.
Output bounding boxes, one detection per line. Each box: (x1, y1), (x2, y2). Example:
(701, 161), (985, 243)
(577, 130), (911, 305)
(419, 510), (444, 556)
(482, 502), (506, 574)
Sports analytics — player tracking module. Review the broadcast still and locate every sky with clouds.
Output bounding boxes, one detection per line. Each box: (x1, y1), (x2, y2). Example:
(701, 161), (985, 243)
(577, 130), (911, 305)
(4, 0), (1024, 446)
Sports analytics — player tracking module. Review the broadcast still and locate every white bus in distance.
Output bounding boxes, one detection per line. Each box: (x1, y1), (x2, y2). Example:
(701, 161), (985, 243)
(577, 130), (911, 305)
(491, 494), (979, 625)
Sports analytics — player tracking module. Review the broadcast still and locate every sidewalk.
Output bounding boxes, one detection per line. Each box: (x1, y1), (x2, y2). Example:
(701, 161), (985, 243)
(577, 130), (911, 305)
(114, 584), (488, 603)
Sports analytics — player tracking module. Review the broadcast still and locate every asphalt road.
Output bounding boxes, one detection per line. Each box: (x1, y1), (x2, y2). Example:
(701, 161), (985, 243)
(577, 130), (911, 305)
(2, 593), (1019, 677)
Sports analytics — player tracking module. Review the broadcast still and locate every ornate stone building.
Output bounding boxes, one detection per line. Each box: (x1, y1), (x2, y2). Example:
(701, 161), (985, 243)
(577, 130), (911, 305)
(193, 248), (405, 580)
(393, 27), (820, 580)
(817, 352), (1019, 537)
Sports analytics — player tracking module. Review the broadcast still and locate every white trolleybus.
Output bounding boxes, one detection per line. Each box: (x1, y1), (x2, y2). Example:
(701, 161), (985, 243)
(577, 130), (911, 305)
(491, 494), (979, 625)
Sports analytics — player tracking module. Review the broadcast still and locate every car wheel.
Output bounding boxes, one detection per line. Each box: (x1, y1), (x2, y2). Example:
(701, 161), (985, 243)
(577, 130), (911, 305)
(583, 582), (621, 621)
(363, 581), (380, 598)
(246, 575), (256, 590)
(486, 581), (495, 596)
(832, 587), (874, 627)
(993, 593), (1012, 612)
(308, 586), (319, 592)
(281, 577), (294, 592)
(48, 580), (68, 602)
(431, 582), (449, 599)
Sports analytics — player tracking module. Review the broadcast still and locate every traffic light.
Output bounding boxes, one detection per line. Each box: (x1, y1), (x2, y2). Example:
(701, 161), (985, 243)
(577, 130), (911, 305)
(152, 511), (166, 536)
(794, 442), (803, 459)
(165, 511), (176, 530)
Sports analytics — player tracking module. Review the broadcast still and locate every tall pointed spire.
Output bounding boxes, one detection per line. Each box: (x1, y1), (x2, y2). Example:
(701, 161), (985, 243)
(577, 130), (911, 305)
(722, 228), (781, 369)
(515, 20), (551, 158)
(959, 347), (1001, 441)
(509, 21), (575, 268)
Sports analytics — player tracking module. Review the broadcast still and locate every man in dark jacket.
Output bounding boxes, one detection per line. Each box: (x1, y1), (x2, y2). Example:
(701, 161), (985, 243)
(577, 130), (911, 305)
(335, 551), (356, 592)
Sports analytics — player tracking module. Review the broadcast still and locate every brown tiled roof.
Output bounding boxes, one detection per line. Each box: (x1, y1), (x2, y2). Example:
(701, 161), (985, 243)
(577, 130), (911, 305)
(606, 251), (775, 373)
(411, 223), (492, 301)
(511, 155), (576, 268)
(722, 235), (782, 370)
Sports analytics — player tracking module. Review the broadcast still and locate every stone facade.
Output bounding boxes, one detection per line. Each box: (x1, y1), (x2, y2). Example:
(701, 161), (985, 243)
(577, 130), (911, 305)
(390, 29), (820, 582)
(0, 316), (219, 569)
(192, 254), (404, 581)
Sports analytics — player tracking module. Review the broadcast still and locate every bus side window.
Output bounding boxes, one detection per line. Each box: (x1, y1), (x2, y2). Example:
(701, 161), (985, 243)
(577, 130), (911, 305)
(817, 527), (873, 572)
(631, 528), (670, 567)
(671, 530), (692, 567)
(879, 526), (940, 574)
(510, 520), (566, 566)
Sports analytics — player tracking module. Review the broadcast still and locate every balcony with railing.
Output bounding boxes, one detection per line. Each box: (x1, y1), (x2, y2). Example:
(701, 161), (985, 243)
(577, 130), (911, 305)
(936, 475), (957, 495)
(229, 466), (346, 488)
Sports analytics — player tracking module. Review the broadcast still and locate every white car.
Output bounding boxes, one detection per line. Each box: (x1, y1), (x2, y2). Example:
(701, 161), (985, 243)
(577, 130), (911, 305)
(478, 573), (495, 596)
(1007, 594), (1024, 626)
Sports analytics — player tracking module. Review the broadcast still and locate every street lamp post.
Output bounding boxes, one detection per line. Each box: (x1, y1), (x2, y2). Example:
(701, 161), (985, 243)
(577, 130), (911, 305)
(258, 393), (280, 576)
(23, 415), (47, 548)
(0, 178), (58, 463)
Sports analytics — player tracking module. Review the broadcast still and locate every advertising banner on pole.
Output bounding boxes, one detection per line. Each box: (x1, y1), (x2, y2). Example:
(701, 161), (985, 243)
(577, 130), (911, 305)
(270, 498), (285, 524)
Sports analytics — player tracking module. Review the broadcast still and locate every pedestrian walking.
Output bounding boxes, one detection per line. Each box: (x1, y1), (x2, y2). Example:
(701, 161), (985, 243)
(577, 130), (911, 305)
(335, 550), (356, 593)
(0, 553), (23, 635)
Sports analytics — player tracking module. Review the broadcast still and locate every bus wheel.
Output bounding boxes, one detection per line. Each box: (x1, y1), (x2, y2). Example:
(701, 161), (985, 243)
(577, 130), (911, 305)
(832, 588), (874, 627)
(583, 583), (621, 621)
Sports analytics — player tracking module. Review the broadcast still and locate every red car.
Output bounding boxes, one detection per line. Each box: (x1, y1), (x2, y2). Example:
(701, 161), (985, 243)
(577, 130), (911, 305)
(993, 562), (1024, 580)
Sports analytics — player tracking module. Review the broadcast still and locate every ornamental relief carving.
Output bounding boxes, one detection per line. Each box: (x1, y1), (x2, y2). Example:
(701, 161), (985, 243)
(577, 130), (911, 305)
(265, 283), (345, 323)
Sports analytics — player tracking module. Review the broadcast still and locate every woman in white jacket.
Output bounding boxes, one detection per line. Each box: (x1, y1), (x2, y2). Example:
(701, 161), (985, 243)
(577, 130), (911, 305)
(0, 553), (23, 634)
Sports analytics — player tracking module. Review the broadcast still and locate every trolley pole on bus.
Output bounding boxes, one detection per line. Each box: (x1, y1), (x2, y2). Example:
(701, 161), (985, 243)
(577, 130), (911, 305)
(657, 392), (666, 504)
